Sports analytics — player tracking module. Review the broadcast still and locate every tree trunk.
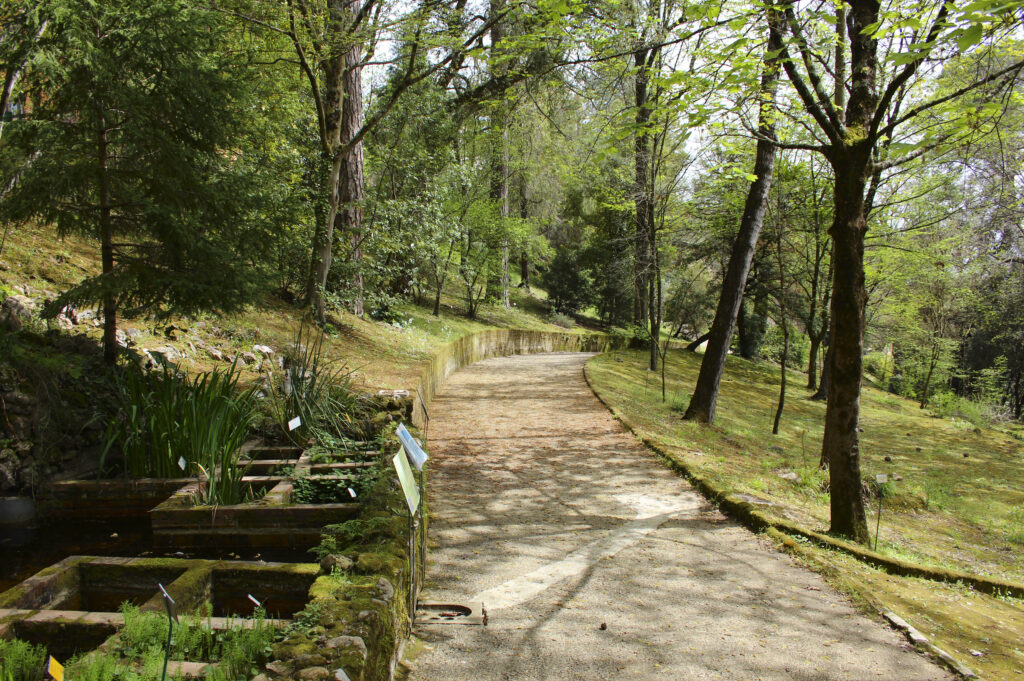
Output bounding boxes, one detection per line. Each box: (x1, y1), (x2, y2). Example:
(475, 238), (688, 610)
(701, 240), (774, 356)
(684, 21), (780, 423)
(97, 111), (117, 366)
(813, 338), (831, 401)
(340, 0), (365, 317)
(633, 49), (652, 331)
(807, 335), (821, 389)
(433, 287), (442, 316)
(686, 331), (711, 352)
(919, 341), (939, 408)
(816, 0), (882, 543)
(773, 318), (789, 435)
(306, 27), (347, 320)
(821, 158), (871, 542)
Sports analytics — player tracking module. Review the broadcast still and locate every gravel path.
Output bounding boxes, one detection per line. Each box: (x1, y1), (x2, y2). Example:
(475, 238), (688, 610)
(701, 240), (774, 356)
(407, 352), (949, 681)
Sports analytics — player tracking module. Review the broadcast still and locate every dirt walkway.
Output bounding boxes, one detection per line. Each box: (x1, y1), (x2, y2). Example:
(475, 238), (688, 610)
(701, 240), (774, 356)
(407, 353), (949, 681)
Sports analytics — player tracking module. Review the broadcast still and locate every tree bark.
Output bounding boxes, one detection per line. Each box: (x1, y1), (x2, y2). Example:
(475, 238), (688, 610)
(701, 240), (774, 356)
(686, 331), (711, 352)
(817, 0), (879, 543)
(773, 317), (789, 435)
(340, 0), (365, 317)
(807, 335), (821, 389)
(633, 49), (652, 332)
(683, 20), (780, 423)
(97, 109), (117, 366)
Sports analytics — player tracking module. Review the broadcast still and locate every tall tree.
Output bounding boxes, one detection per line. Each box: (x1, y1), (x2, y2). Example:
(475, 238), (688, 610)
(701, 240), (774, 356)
(1, 0), (271, 363)
(683, 11), (781, 422)
(775, 0), (1024, 541)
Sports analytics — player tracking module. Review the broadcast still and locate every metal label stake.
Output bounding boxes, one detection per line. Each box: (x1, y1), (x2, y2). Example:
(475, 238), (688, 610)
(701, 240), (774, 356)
(158, 583), (178, 681)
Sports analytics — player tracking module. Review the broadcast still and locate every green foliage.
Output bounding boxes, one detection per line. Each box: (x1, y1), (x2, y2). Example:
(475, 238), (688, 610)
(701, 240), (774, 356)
(1, 0), (280, 331)
(103, 364), (256, 504)
(0, 639), (47, 681)
(117, 603), (278, 679)
(275, 322), (373, 447)
(541, 247), (597, 314)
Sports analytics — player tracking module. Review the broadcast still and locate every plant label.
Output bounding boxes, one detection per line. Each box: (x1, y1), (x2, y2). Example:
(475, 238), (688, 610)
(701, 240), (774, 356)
(396, 423), (428, 471)
(158, 583), (178, 623)
(393, 449), (420, 514)
(248, 594), (261, 607)
(288, 416), (302, 431)
(47, 656), (64, 681)
(348, 487), (357, 498)
(876, 473), (888, 484)
(178, 456), (187, 471)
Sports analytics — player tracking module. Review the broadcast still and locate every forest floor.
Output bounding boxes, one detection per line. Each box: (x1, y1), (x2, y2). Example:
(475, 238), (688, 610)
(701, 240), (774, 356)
(403, 352), (950, 681)
(586, 348), (1024, 680)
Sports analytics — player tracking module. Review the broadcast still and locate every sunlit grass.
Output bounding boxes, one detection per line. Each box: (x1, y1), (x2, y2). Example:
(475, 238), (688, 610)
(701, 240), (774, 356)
(587, 348), (1024, 582)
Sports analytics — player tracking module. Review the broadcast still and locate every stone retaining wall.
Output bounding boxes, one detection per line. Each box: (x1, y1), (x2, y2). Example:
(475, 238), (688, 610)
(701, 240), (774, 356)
(410, 329), (628, 427)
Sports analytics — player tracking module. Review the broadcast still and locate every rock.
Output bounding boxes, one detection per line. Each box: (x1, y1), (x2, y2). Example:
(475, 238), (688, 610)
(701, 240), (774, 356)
(778, 471), (800, 482)
(963, 453), (969, 458)
(77, 309), (95, 322)
(320, 554), (355, 575)
(137, 350), (158, 370)
(296, 668), (330, 681)
(333, 669), (352, 681)
(54, 313), (74, 331)
(242, 351), (259, 364)
(252, 675), (272, 681)
(254, 344), (275, 358)
(376, 577), (395, 602)
(293, 654), (327, 668)
(265, 661), (293, 677)
(325, 636), (366, 659)
(207, 348), (225, 361)
(151, 345), (180, 361)
(1, 295), (36, 330)
(893, 474), (903, 481)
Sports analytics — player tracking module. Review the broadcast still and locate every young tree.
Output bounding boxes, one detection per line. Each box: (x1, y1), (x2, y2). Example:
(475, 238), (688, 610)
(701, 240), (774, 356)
(774, 0), (1024, 541)
(683, 10), (782, 422)
(1, 0), (272, 364)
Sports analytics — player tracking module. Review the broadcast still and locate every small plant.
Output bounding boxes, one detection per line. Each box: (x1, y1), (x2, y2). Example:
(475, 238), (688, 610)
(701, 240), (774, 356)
(117, 602), (279, 679)
(274, 321), (373, 447)
(103, 363), (256, 484)
(0, 639), (47, 681)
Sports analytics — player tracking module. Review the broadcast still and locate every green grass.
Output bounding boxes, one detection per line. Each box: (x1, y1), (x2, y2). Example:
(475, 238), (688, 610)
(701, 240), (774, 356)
(0, 221), (580, 391)
(588, 348), (1024, 681)
(587, 348), (1024, 582)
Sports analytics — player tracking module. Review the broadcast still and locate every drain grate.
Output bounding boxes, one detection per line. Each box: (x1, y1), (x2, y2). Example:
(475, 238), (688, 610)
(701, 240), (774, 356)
(415, 602), (486, 626)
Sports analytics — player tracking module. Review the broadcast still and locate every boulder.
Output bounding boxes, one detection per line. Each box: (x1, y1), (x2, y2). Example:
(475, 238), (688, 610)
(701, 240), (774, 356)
(296, 668), (330, 681)
(320, 554), (355, 575)
(0, 295), (36, 331)
(254, 344), (275, 358)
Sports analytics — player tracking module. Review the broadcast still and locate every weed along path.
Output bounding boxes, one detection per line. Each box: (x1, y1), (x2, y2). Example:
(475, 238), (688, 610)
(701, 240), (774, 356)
(407, 352), (950, 681)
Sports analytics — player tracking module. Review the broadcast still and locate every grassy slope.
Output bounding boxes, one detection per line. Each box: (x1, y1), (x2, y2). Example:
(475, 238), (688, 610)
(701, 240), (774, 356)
(0, 222), (578, 391)
(587, 348), (1024, 680)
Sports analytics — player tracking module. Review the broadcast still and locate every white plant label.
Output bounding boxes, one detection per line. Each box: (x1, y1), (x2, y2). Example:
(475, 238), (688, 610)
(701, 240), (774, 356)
(876, 473), (888, 484)
(288, 416), (301, 431)
(247, 594), (261, 607)
(178, 456), (187, 471)
(348, 487), (357, 498)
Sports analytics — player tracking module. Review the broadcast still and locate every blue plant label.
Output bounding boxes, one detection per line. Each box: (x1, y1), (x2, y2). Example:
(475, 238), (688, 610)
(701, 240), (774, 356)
(396, 423), (428, 471)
